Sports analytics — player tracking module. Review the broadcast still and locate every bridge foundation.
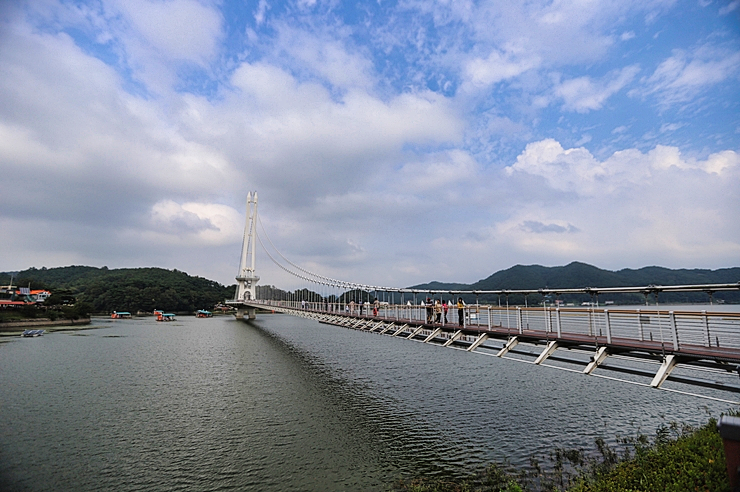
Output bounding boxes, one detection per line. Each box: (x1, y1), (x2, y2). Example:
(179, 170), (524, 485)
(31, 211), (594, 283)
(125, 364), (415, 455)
(236, 307), (257, 320)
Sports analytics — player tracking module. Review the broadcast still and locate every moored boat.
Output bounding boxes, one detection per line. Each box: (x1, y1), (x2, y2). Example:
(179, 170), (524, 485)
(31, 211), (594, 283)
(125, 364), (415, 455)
(21, 329), (45, 337)
(195, 310), (213, 318)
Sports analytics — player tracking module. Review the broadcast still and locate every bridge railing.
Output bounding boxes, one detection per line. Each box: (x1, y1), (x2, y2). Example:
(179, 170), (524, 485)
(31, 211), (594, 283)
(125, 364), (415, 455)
(254, 300), (740, 354)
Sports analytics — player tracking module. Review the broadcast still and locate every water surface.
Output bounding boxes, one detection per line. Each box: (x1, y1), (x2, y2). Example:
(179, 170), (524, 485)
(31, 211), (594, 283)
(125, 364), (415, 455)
(0, 314), (733, 491)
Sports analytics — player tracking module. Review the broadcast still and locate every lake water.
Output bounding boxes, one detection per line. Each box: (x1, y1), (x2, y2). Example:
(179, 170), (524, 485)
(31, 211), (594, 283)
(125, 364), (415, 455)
(0, 313), (735, 491)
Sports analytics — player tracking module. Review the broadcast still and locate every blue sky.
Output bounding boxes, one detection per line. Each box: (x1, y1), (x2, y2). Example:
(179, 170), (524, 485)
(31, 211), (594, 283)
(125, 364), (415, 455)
(0, 0), (738, 288)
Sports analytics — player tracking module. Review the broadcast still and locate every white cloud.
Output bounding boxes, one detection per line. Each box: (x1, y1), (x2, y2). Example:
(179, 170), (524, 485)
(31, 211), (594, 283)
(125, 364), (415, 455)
(1, 0), (738, 290)
(254, 0), (269, 25)
(272, 24), (376, 90)
(640, 44), (740, 107)
(394, 150), (480, 193)
(719, 1), (739, 15)
(216, 60), (463, 204)
(554, 65), (640, 112)
(114, 0), (222, 63)
(0, 22), (236, 227)
(463, 49), (540, 88)
(659, 122), (684, 133)
(612, 125), (629, 134)
(149, 200), (242, 245)
(505, 139), (739, 195)
(496, 139), (740, 268)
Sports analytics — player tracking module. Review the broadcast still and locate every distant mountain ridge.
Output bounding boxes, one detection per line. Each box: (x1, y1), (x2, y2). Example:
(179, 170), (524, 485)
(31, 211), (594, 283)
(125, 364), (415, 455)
(411, 261), (740, 291)
(410, 262), (740, 303)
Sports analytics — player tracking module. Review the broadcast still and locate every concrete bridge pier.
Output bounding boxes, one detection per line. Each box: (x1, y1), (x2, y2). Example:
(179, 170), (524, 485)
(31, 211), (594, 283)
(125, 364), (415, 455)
(236, 307), (257, 320)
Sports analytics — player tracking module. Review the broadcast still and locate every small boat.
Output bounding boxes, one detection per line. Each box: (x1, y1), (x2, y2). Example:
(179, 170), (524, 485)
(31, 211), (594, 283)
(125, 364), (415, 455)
(153, 309), (163, 317)
(156, 313), (176, 322)
(196, 310), (213, 318)
(111, 311), (132, 319)
(21, 329), (45, 337)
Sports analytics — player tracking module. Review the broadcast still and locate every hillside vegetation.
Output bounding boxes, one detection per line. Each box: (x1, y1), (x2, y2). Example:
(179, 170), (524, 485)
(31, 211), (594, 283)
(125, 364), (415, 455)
(4, 266), (235, 314)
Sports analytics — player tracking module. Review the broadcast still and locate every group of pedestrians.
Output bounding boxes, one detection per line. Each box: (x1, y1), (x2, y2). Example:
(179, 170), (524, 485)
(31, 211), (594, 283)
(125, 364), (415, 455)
(345, 299), (382, 316)
(338, 296), (467, 327)
(422, 298), (465, 325)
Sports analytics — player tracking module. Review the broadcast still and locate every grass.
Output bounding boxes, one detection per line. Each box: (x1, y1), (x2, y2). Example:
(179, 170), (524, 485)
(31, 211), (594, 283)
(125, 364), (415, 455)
(392, 417), (730, 492)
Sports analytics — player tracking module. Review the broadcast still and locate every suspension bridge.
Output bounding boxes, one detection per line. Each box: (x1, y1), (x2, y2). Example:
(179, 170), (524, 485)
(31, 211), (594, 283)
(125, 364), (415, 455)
(226, 193), (740, 402)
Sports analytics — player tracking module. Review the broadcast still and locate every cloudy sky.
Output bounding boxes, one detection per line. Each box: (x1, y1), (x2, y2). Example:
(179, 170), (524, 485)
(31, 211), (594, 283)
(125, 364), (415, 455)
(0, 0), (739, 289)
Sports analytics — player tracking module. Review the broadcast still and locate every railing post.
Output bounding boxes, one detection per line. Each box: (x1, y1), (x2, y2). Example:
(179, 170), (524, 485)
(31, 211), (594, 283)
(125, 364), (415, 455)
(555, 308), (562, 338)
(517, 307), (523, 334)
(588, 309), (593, 337)
(702, 310), (711, 347)
(669, 311), (679, 351)
(637, 309), (644, 341)
(488, 306), (492, 331)
(604, 309), (612, 344)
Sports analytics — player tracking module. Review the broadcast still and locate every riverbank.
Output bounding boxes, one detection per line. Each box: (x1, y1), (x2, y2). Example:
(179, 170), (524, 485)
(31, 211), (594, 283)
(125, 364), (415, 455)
(393, 416), (731, 491)
(0, 317), (92, 335)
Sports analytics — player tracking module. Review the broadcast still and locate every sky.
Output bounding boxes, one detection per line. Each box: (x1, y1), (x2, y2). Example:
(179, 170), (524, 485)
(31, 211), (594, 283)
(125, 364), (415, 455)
(0, 0), (739, 290)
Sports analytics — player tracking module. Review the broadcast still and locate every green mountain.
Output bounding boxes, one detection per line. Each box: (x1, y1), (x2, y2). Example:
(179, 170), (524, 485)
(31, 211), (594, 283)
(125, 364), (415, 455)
(2, 266), (236, 314)
(411, 262), (740, 304)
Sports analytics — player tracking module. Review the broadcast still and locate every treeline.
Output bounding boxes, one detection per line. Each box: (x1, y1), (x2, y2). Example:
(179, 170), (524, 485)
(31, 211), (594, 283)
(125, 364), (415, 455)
(5, 266), (236, 314)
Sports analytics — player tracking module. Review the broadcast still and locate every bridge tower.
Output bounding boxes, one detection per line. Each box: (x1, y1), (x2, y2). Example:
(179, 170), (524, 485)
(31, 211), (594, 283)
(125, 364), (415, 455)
(234, 192), (260, 319)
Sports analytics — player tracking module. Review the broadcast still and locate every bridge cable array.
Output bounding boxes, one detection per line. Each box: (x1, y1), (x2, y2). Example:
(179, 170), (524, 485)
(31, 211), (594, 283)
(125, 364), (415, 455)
(254, 215), (740, 298)
(256, 216), (387, 293)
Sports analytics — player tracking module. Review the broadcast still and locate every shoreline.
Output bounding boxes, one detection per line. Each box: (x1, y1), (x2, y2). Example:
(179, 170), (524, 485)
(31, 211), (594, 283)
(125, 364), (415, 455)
(0, 317), (92, 335)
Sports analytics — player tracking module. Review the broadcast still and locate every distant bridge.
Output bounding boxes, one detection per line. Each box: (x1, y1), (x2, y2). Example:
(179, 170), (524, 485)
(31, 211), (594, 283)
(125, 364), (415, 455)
(227, 193), (740, 402)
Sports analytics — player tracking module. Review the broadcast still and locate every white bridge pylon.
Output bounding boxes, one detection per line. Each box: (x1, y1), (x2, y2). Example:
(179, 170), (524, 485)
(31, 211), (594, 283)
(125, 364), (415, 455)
(235, 191), (259, 303)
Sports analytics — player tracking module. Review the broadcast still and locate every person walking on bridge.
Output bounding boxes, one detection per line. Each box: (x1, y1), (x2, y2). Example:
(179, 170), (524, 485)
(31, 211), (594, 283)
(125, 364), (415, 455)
(457, 297), (465, 327)
(434, 300), (442, 323)
(443, 300), (449, 324)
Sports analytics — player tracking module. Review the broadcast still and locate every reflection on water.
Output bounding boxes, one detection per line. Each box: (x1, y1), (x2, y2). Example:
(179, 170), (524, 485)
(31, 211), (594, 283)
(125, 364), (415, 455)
(0, 313), (734, 491)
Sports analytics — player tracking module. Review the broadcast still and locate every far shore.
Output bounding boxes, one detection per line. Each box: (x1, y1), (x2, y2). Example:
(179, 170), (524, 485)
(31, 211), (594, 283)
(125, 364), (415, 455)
(0, 317), (93, 335)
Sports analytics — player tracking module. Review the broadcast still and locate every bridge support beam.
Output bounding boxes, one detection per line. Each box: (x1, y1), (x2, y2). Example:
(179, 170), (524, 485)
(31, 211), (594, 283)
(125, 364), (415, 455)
(406, 325), (425, 339)
(424, 328), (442, 343)
(369, 321), (384, 332)
(534, 341), (559, 364)
(379, 323), (395, 335)
(651, 355), (678, 388)
(497, 337), (519, 357)
(467, 333), (489, 352)
(583, 346), (609, 374)
(392, 324), (408, 336)
(443, 330), (463, 347)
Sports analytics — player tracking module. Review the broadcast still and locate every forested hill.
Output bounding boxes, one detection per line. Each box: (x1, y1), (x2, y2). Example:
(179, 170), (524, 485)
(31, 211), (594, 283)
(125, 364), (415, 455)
(3, 266), (235, 314)
(411, 262), (740, 304)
